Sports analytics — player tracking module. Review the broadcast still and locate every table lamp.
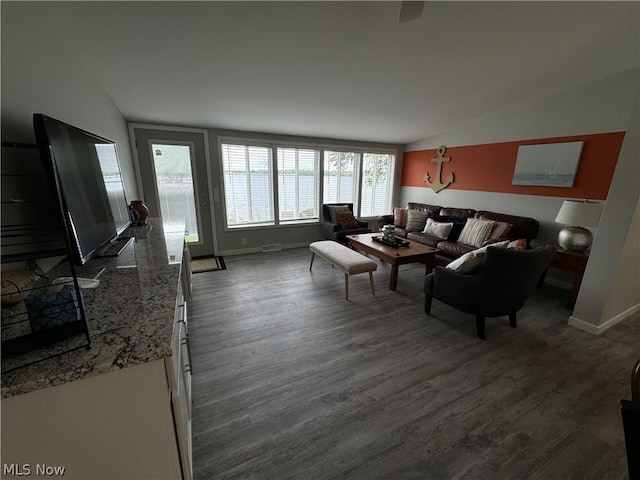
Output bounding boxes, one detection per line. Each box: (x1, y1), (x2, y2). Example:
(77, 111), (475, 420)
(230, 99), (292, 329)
(554, 199), (603, 251)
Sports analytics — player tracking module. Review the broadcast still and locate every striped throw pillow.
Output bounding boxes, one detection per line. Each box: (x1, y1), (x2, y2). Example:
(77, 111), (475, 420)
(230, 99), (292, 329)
(479, 216), (512, 240)
(405, 209), (428, 232)
(458, 218), (497, 247)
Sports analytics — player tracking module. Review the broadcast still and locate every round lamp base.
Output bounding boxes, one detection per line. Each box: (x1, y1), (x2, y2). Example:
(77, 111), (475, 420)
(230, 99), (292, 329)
(558, 226), (592, 252)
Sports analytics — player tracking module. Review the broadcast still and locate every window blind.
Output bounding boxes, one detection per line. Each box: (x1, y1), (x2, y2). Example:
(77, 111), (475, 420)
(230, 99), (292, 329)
(277, 147), (320, 222)
(221, 143), (274, 227)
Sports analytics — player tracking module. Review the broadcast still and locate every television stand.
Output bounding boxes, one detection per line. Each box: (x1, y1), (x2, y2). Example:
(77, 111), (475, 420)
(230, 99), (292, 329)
(96, 236), (134, 258)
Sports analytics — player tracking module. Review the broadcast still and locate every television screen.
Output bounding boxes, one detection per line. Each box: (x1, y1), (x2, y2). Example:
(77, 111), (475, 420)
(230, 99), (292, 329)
(94, 143), (130, 235)
(33, 114), (131, 265)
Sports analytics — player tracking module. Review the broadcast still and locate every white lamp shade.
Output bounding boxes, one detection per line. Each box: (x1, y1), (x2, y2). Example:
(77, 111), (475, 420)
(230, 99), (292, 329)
(555, 200), (604, 227)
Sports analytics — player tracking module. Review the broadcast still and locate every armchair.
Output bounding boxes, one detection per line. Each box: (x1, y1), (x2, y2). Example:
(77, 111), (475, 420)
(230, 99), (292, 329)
(424, 242), (555, 339)
(321, 203), (372, 244)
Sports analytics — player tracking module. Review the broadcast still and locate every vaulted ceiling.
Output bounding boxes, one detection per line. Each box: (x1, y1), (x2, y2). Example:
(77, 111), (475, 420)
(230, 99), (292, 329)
(36, 1), (639, 144)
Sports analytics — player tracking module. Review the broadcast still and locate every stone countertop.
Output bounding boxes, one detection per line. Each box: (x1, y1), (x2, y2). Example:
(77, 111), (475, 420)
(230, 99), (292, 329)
(1, 218), (185, 399)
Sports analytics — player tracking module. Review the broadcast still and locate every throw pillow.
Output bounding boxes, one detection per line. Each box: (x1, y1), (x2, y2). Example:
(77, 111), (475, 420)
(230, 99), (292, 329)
(336, 212), (360, 230)
(507, 239), (527, 250)
(422, 218), (454, 240)
(436, 215), (466, 241)
(327, 205), (351, 224)
(405, 209), (428, 232)
(446, 240), (510, 273)
(457, 218), (497, 247)
(393, 207), (408, 228)
(446, 249), (486, 273)
(480, 216), (513, 240)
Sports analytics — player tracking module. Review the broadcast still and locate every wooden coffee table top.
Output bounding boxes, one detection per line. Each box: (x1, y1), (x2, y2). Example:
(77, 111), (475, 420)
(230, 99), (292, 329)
(347, 233), (438, 291)
(346, 233), (438, 264)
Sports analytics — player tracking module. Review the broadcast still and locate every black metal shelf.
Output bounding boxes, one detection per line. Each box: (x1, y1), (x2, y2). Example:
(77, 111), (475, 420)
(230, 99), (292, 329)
(1, 142), (91, 373)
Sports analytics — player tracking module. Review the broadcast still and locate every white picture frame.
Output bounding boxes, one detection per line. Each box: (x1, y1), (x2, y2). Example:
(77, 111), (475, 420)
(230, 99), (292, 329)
(512, 141), (583, 187)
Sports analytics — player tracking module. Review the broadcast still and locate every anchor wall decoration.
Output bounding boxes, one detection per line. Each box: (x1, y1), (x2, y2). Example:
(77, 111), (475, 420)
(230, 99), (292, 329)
(423, 146), (454, 193)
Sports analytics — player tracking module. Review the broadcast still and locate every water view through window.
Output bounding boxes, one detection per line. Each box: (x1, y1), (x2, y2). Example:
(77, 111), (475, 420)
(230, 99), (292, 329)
(151, 144), (199, 242)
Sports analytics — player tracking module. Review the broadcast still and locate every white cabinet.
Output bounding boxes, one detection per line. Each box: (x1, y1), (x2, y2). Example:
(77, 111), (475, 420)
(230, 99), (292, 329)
(165, 254), (193, 480)
(1, 360), (183, 479)
(1, 245), (193, 480)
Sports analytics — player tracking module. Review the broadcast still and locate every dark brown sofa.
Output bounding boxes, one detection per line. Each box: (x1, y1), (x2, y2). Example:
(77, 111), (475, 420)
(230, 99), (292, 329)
(378, 202), (540, 266)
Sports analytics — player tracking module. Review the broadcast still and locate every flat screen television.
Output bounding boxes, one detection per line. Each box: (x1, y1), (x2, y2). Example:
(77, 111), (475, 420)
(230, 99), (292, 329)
(33, 114), (131, 265)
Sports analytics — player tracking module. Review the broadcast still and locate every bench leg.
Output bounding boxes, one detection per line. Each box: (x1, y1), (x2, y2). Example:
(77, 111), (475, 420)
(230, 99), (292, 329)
(344, 273), (349, 301)
(309, 252), (315, 271)
(369, 271), (375, 296)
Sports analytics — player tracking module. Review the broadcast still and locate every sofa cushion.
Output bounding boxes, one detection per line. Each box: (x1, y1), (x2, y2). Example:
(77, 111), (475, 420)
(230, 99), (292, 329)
(393, 227), (409, 238)
(458, 218), (497, 247)
(407, 232), (443, 248)
(436, 240), (475, 258)
(406, 203), (441, 217)
(475, 211), (539, 240)
(393, 207), (408, 228)
(422, 218), (453, 239)
(406, 209), (428, 232)
(439, 207), (476, 220)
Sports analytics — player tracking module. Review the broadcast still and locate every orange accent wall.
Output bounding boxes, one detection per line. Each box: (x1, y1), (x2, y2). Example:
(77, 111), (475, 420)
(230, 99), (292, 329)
(402, 132), (625, 200)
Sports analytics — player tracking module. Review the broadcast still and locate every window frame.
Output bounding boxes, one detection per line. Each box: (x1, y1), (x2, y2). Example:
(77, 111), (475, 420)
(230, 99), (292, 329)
(275, 146), (321, 224)
(218, 136), (397, 231)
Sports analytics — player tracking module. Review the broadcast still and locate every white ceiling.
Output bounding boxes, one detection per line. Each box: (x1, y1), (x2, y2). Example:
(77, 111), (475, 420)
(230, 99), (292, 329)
(41, 1), (639, 145)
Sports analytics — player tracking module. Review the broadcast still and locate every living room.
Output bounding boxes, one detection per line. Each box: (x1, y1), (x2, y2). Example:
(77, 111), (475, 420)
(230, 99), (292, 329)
(1, 2), (639, 479)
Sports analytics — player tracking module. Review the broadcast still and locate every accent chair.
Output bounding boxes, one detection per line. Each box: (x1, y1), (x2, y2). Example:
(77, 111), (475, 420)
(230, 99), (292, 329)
(424, 241), (556, 339)
(321, 203), (372, 245)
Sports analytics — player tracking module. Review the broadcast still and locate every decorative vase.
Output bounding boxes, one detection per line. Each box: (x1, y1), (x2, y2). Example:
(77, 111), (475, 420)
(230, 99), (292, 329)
(128, 200), (149, 226)
(382, 224), (396, 242)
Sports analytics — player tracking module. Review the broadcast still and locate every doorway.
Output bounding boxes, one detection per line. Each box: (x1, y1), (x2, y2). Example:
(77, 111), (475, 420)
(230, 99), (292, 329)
(130, 126), (215, 258)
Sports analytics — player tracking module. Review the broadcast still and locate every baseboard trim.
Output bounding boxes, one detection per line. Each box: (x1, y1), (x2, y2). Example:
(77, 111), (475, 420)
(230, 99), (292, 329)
(569, 303), (640, 335)
(219, 241), (311, 257)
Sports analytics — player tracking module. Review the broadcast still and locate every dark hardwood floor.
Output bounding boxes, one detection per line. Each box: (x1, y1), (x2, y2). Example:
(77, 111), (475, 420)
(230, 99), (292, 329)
(188, 247), (638, 479)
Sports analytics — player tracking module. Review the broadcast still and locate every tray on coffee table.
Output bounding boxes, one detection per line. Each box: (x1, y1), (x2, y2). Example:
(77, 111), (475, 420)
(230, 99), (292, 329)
(371, 236), (410, 248)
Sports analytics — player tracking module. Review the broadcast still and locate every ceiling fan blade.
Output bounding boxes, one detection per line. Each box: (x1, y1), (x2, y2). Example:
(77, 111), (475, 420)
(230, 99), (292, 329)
(399, 1), (425, 23)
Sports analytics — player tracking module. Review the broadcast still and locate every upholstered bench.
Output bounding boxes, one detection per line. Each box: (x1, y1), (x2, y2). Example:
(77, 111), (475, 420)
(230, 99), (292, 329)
(309, 240), (377, 300)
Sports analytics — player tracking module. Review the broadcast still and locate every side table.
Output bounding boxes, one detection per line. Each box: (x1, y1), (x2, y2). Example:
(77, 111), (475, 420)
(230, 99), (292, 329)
(539, 246), (589, 310)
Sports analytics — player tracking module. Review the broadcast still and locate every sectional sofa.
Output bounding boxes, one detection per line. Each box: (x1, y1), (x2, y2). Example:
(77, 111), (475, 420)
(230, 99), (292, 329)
(378, 202), (540, 267)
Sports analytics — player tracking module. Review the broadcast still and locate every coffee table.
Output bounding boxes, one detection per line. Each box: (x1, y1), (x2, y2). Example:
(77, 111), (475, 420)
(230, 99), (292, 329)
(346, 233), (438, 291)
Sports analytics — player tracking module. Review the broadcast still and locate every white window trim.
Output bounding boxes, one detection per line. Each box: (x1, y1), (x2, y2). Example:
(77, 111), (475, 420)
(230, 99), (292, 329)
(218, 137), (398, 230)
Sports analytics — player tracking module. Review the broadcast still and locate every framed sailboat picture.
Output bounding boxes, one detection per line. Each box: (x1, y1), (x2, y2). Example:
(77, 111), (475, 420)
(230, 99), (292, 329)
(512, 141), (583, 187)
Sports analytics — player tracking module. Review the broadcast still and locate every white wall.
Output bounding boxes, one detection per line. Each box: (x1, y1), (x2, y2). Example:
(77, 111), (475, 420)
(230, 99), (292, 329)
(0, 3), (137, 199)
(570, 99), (640, 333)
(599, 199), (640, 324)
(405, 69), (640, 333)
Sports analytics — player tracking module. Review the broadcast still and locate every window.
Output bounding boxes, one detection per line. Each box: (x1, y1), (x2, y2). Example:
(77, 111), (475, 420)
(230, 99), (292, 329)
(323, 151), (358, 205)
(221, 143), (274, 227)
(360, 153), (395, 217)
(151, 144), (200, 241)
(277, 147), (320, 222)
(221, 139), (396, 229)
(323, 150), (395, 217)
